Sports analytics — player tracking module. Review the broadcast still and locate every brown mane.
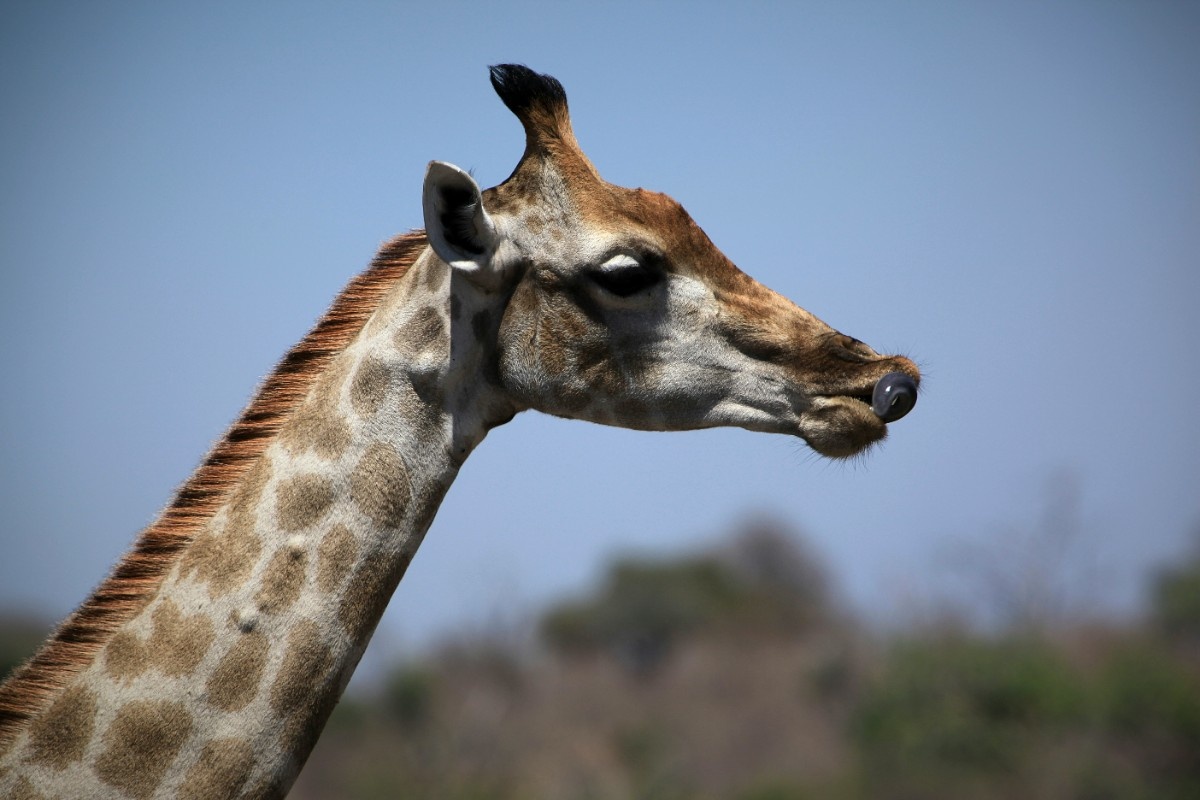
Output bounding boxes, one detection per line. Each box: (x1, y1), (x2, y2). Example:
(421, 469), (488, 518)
(0, 231), (429, 741)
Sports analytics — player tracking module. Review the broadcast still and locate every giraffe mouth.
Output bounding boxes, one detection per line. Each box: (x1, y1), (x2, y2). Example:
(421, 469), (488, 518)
(825, 372), (918, 424)
(799, 373), (918, 458)
(845, 392), (875, 412)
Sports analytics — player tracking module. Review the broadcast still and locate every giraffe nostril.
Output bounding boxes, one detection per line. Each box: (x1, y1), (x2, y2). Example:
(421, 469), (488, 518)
(871, 372), (918, 423)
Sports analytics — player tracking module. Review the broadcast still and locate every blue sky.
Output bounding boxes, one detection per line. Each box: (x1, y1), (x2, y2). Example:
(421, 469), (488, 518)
(2, 2), (1198, 664)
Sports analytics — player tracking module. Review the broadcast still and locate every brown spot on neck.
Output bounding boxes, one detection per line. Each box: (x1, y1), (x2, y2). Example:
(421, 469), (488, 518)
(179, 510), (264, 598)
(206, 630), (269, 712)
(8, 776), (46, 800)
(27, 685), (97, 769)
(316, 524), (357, 594)
(276, 473), (335, 532)
(269, 620), (334, 718)
(95, 699), (193, 799)
(350, 355), (390, 417)
(256, 546), (308, 614)
(278, 356), (354, 460)
(394, 306), (447, 359)
(337, 549), (412, 643)
(178, 737), (255, 800)
(349, 444), (411, 529)
(104, 599), (216, 681)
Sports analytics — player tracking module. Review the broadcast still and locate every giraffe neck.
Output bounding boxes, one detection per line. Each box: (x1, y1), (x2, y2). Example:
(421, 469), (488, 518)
(0, 248), (511, 799)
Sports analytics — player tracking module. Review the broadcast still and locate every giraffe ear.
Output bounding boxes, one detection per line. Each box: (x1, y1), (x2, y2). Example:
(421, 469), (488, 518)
(422, 161), (499, 275)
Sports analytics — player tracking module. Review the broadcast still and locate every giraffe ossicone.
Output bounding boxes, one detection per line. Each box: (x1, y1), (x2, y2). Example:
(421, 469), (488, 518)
(0, 64), (919, 798)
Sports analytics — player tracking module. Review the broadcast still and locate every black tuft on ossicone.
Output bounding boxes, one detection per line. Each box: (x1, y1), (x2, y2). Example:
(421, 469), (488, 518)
(488, 64), (568, 120)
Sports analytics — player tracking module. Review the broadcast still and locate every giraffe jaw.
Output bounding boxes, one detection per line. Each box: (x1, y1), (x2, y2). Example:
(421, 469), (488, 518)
(796, 395), (890, 459)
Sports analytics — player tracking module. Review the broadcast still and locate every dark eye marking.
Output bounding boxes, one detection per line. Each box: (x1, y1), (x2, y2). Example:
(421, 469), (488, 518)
(587, 254), (663, 298)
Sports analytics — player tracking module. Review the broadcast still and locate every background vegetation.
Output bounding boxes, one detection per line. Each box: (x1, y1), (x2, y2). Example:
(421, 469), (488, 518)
(3, 518), (1197, 799)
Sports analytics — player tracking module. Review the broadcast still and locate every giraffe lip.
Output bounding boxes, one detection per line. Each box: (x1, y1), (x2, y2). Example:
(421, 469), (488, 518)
(846, 391), (874, 406)
(819, 371), (918, 424)
(795, 393), (888, 459)
(815, 389), (874, 410)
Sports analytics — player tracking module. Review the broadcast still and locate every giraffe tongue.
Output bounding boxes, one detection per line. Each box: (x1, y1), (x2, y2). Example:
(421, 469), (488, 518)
(871, 372), (918, 423)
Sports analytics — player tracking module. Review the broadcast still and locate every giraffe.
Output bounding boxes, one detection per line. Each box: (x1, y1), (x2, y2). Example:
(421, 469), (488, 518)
(0, 65), (919, 798)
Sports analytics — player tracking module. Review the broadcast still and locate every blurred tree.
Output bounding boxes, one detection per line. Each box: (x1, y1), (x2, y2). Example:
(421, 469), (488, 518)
(1150, 528), (1200, 646)
(541, 556), (739, 672)
(540, 519), (831, 672)
(722, 518), (833, 632)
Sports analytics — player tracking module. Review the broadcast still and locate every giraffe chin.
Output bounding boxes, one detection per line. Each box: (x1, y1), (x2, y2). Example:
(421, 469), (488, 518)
(797, 396), (889, 459)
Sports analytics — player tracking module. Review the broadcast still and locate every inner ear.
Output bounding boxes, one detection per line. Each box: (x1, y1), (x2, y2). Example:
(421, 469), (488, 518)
(438, 184), (485, 255)
(422, 161), (498, 270)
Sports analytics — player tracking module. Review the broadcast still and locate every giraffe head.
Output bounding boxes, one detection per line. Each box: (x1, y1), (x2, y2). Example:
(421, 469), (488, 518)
(423, 65), (919, 458)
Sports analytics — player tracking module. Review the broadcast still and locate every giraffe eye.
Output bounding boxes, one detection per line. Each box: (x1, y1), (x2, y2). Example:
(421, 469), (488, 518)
(589, 254), (662, 298)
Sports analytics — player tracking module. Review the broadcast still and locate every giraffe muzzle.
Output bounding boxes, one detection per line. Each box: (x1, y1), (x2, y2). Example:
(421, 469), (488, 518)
(871, 372), (918, 423)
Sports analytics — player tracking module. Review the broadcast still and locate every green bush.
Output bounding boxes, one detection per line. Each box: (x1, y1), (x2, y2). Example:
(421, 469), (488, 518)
(852, 636), (1089, 788)
(1151, 546), (1200, 644)
(1097, 643), (1200, 794)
